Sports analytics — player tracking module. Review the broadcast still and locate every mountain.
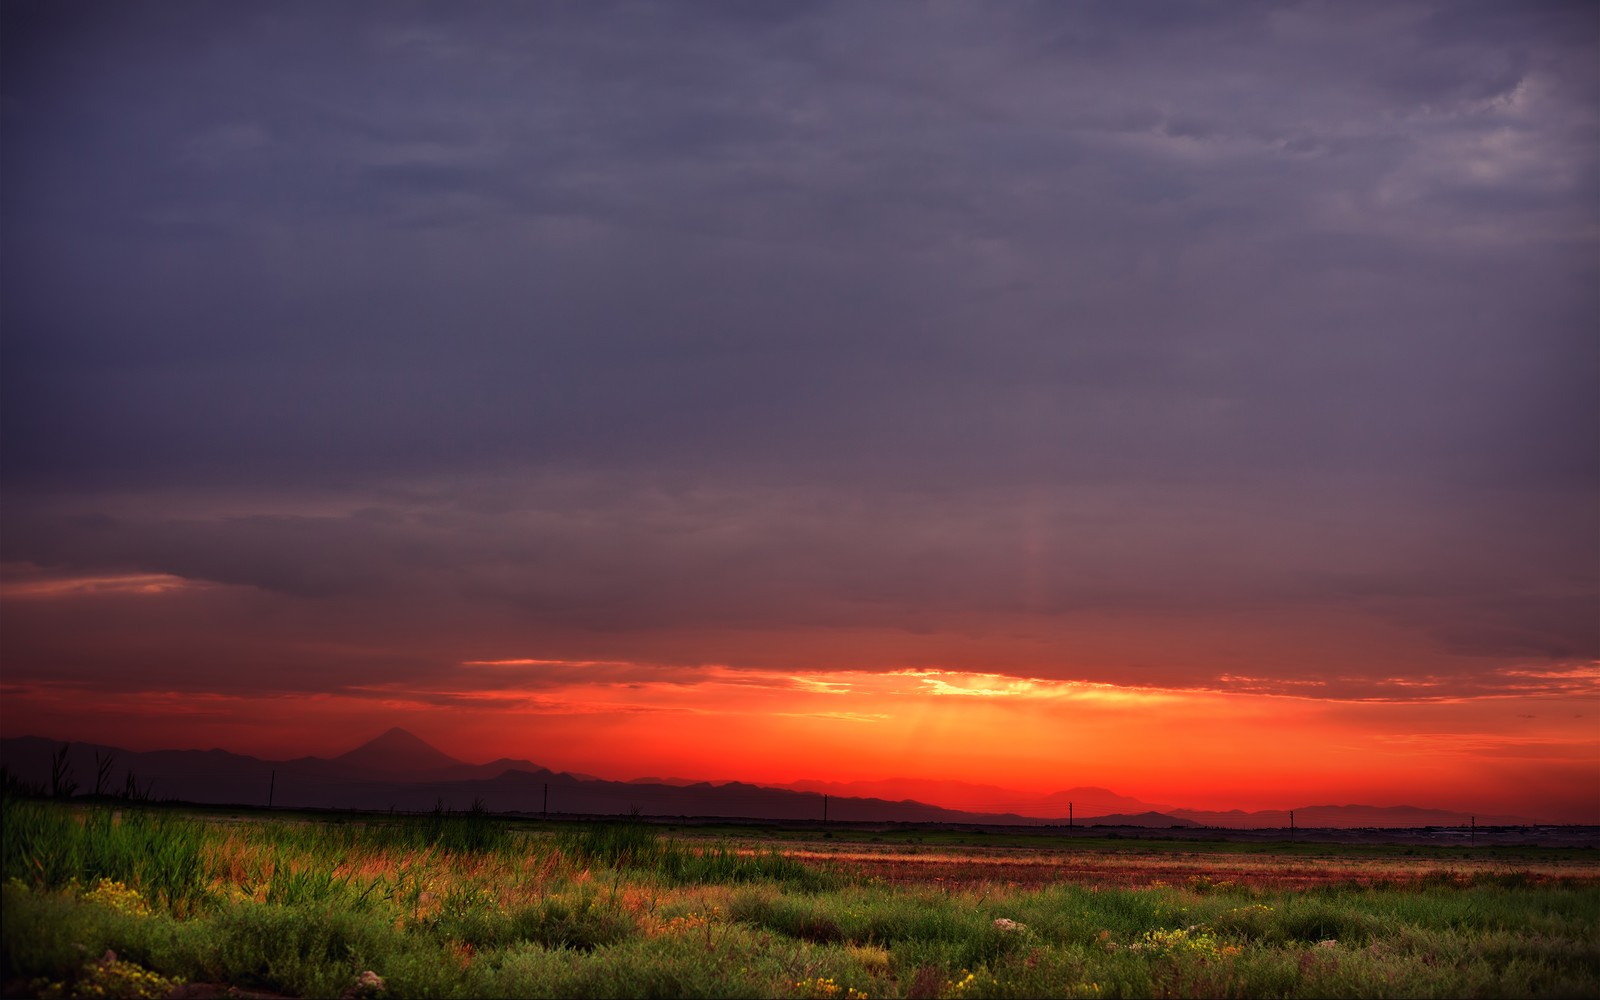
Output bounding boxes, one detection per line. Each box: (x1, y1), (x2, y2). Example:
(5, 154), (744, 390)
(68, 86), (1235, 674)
(774, 779), (1166, 818)
(331, 727), (465, 779)
(0, 733), (1040, 822)
(0, 732), (1541, 827)
(1036, 788), (1175, 817)
(778, 776), (1039, 813)
(1169, 804), (1532, 829)
(1081, 811), (1200, 828)
(446, 756), (555, 781)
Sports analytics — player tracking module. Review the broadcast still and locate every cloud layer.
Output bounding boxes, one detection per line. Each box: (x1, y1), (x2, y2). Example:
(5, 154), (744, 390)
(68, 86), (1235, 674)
(2, 2), (1595, 723)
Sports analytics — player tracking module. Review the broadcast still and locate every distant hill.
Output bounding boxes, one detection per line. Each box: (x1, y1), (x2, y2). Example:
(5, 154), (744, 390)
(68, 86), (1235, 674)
(1036, 788), (1177, 818)
(775, 778), (1164, 818)
(0, 730), (1537, 827)
(0, 732), (1043, 823)
(1169, 804), (1532, 829)
(1083, 811), (1200, 828)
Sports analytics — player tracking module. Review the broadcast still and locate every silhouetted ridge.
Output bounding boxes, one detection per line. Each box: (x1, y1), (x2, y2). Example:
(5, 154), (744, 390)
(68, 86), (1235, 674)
(332, 727), (463, 777)
(0, 734), (1545, 827)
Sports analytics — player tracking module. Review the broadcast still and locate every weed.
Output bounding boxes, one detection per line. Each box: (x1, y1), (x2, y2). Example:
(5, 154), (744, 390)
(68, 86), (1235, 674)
(2, 800), (209, 911)
(3, 800), (1598, 999)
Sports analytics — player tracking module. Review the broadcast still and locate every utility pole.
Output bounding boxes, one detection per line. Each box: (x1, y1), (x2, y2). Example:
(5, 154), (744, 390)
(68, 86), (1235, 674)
(543, 783), (548, 816)
(1470, 816), (1475, 846)
(267, 770), (275, 810)
(1289, 810), (1295, 843)
(1068, 802), (1073, 830)
(823, 794), (829, 823)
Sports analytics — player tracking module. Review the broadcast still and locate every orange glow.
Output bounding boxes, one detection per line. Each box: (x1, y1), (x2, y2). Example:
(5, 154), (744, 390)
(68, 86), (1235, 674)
(1, 564), (1593, 822)
(5, 658), (1595, 822)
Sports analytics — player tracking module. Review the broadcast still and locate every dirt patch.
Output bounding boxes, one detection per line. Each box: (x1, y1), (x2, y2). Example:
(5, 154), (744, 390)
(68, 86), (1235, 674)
(771, 844), (1600, 891)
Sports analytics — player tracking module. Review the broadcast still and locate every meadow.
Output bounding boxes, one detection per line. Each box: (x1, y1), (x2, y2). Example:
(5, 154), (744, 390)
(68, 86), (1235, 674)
(3, 797), (1598, 999)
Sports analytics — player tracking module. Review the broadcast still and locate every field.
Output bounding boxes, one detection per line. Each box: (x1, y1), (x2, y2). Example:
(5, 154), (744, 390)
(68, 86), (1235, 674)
(3, 798), (1598, 999)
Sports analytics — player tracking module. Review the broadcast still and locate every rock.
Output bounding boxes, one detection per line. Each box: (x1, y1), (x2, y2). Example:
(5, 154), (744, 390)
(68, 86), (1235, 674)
(992, 918), (1026, 932)
(339, 970), (386, 998)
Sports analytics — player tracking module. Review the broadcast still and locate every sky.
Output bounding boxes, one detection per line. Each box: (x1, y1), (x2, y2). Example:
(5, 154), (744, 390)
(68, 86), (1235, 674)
(2, 1), (1596, 821)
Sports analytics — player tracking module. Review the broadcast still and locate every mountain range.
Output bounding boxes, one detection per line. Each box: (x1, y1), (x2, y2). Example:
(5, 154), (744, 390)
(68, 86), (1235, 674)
(0, 728), (1533, 828)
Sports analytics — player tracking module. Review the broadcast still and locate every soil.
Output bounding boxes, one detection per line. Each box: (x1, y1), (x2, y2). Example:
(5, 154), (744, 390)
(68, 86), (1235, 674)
(770, 844), (1600, 891)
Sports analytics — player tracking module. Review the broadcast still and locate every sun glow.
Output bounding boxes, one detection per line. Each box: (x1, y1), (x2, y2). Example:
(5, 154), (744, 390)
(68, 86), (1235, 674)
(8, 655), (1590, 820)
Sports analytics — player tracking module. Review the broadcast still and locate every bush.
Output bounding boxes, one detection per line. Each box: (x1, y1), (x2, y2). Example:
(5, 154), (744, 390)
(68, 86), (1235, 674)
(202, 901), (407, 997)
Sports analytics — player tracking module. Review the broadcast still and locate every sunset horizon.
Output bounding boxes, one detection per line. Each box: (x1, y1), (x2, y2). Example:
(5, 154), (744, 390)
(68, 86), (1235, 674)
(6, 681), (1594, 823)
(3, 3), (1596, 832)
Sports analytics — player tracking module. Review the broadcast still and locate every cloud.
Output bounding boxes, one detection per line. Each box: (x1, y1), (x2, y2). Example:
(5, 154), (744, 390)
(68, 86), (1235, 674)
(1, 1), (1594, 711)
(1, 469), (1592, 703)
(773, 712), (887, 724)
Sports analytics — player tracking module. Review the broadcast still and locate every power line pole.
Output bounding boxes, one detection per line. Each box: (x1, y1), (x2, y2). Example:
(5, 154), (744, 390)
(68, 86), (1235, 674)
(267, 770), (275, 810)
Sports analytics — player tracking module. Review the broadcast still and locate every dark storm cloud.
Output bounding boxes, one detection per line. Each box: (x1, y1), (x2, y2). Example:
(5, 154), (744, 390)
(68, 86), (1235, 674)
(2, 1), (1595, 695)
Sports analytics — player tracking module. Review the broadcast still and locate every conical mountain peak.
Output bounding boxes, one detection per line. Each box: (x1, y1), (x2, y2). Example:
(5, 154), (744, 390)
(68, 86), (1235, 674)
(333, 727), (464, 776)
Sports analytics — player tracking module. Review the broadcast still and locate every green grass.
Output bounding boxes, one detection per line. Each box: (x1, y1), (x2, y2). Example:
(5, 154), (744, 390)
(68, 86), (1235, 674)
(3, 797), (1597, 998)
(2, 799), (210, 913)
(556, 814), (838, 890)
